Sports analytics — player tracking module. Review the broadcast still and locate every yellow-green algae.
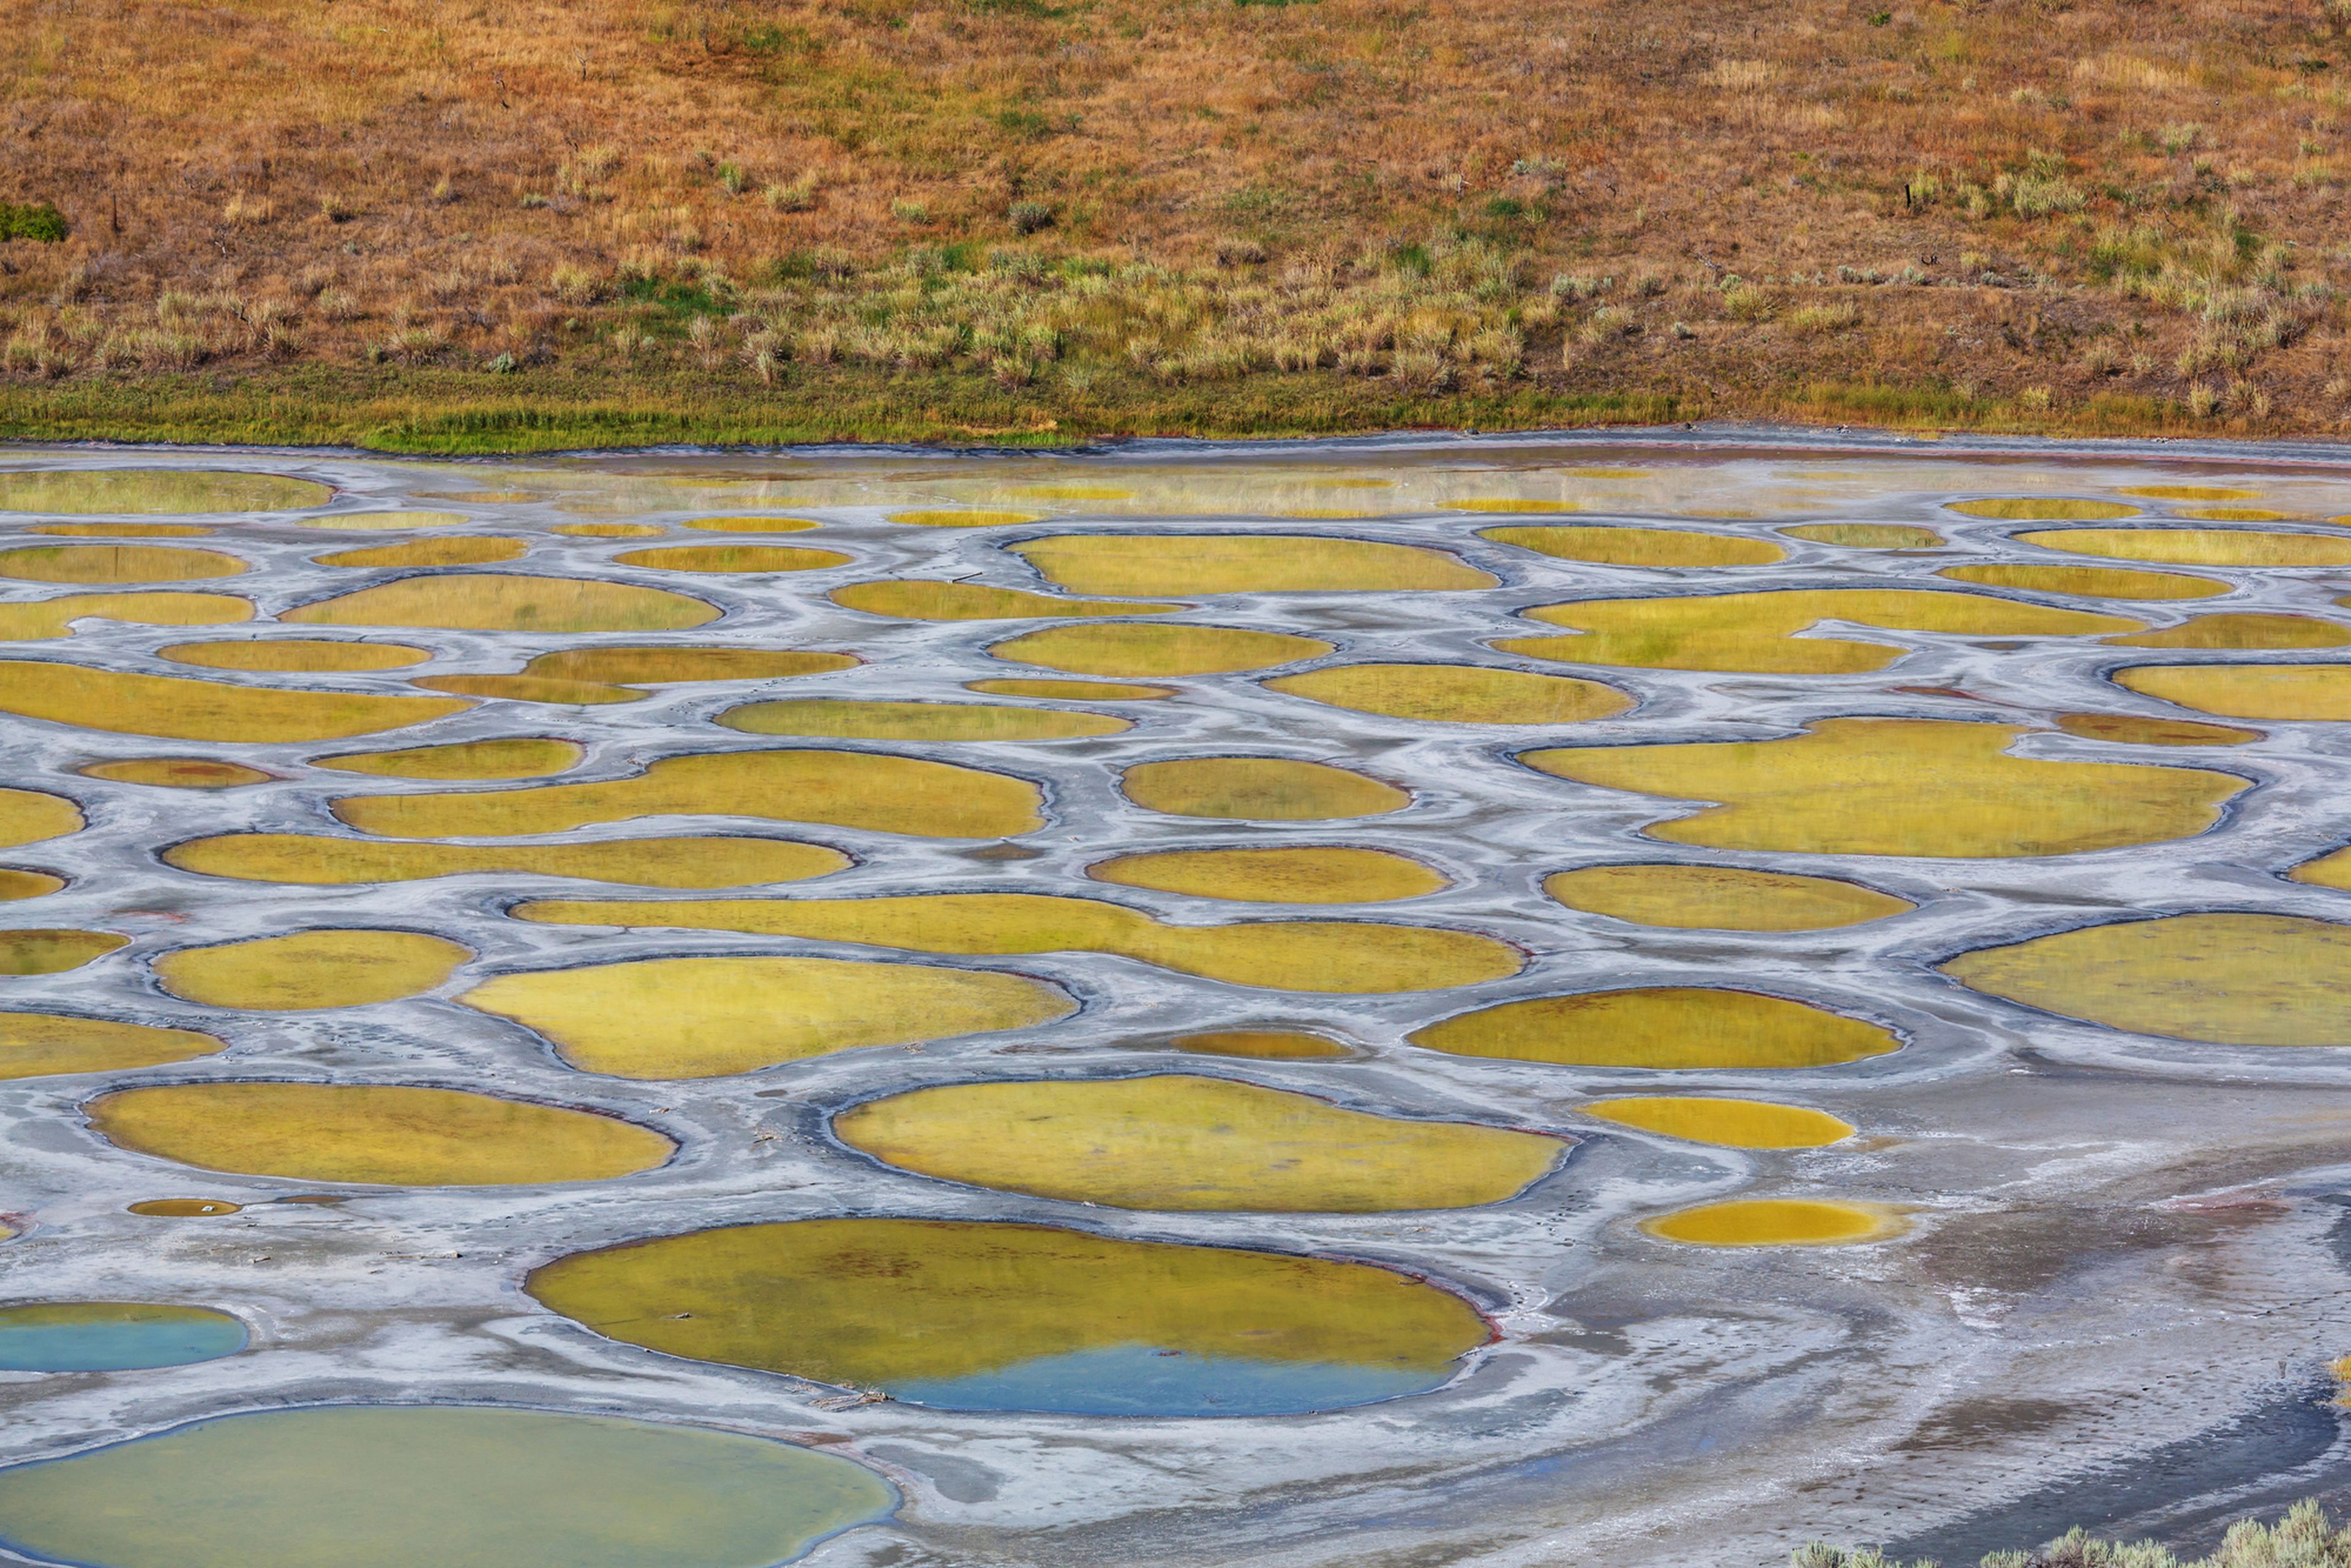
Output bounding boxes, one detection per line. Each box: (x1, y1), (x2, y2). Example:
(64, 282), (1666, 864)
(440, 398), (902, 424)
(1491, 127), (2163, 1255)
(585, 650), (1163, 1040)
(1937, 563), (2227, 600)
(461, 955), (1074, 1077)
(0, 1012), (221, 1080)
(1410, 988), (1897, 1068)
(550, 522), (664, 538)
(2114, 664), (2351, 721)
(0, 789), (81, 849)
(27, 521), (212, 536)
(2180, 507), (2293, 522)
(167, 833), (847, 888)
(2121, 485), (2261, 501)
(158, 639), (430, 673)
(1091, 846), (1445, 903)
(126, 1198), (238, 1217)
(1581, 1096), (1854, 1149)
(0, 545), (246, 584)
(1122, 757), (1408, 820)
(153, 930), (470, 1010)
(514, 893), (1520, 993)
(1942, 912), (2351, 1046)
(612, 544), (853, 573)
(831, 580), (1182, 621)
(1174, 1029), (1352, 1059)
(0, 470), (330, 514)
(1010, 535), (1496, 594)
(2290, 848), (2351, 894)
(78, 758), (271, 789)
(885, 508), (1046, 527)
(335, 750), (1043, 839)
(0, 1406), (896, 1568)
(1264, 663), (1633, 724)
(719, 699), (1129, 741)
(0, 871), (63, 901)
(300, 511), (465, 531)
(2053, 711), (2259, 746)
(967, 677), (1176, 700)
(87, 1083), (673, 1185)
(0, 931), (125, 975)
(416, 647), (857, 705)
(0, 591), (251, 642)
(317, 737), (584, 780)
(282, 574), (718, 632)
(1543, 865), (1913, 931)
(0, 662), (467, 742)
(990, 622), (1333, 677)
(1642, 1198), (1905, 1246)
(312, 536), (528, 568)
(2017, 527), (2351, 567)
(832, 1075), (1562, 1211)
(1946, 497), (2140, 520)
(2105, 613), (2351, 649)
(1496, 588), (2141, 674)
(1523, 718), (2244, 857)
(523, 1217), (1488, 1393)
(1477, 525), (1785, 566)
(1780, 523), (1944, 549)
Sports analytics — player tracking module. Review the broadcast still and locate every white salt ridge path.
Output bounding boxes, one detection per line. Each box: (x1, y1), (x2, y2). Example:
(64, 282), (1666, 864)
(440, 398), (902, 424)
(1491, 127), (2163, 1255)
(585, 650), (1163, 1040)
(0, 433), (2349, 1566)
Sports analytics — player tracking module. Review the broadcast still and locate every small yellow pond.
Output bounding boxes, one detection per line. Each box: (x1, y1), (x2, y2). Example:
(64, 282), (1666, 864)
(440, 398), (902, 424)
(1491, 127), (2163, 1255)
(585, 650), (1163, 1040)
(159, 639), (430, 673)
(1580, 1096), (1854, 1149)
(2105, 614), (2351, 650)
(989, 623), (1333, 677)
(1409, 988), (1898, 1068)
(831, 580), (1182, 621)
(153, 930), (470, 1010)
(1643, 1198), (1904, 1246)
(0, 470), (330, 514)
(2114, 664), (2351, 721)
(79, 759), (271, 790)
(833, 1076), (1562, 1211)
(1544, 865), (1913, 930)
(0, 931), (127, 975)
(1937, 563), (2226, 600)
(282, 573), (718, 632)
(0, 662), (466, 743)
(313, 536), (528, 568)
(317, 737), (583, 779)
(1010, 535), (1496, 594)
(0, 789), (81, 849)
(1265, 664), (1633, 724)
(417, 646), (857, 705)
(613, 544), (853, 573)
(165, 833), (848, 888)
(1478, 525), (1784, 566)
(1780, 523), (1943, 549)
(2017, 527), (2351, 568)
(719, 699), (1129, 741)
(0, 1012), (222, 1081)
(1092, 846), (1445, 903)
(1122, 757), (1408, 820)
(0, 546), (246, 584)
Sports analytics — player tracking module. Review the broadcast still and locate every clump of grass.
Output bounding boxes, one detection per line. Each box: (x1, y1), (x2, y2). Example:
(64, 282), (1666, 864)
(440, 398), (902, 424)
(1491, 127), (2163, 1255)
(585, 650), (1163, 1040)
(1786, 302), (1861, 335)
(763, 176), (817, 212)
(1009, 200), (1053, 235)
(1809, 1498), (2351, 1568)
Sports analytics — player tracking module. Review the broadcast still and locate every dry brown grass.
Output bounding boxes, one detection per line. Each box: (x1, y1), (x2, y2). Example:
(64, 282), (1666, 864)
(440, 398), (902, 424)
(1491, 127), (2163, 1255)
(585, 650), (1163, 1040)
(4, 0), (2351, 433)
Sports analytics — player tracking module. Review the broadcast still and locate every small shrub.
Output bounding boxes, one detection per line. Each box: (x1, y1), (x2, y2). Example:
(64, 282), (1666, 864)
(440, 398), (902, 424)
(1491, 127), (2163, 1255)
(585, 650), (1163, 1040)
(0, 201), (69, 242)
(764, 176), (819, 212)
(1785, 302), (1860, 335)
(718, 160), (747, 196)
(1009, 200), (1053, 234)
(221, 192), (275, 225)
(2186, 380), (2220, 416)
(549, 264), (598, 306)
(891, 198), (931, 223)
(1722, 285), (1771, 320)
(317, 193), (356, 223)
(1215, 235), (1269, 266)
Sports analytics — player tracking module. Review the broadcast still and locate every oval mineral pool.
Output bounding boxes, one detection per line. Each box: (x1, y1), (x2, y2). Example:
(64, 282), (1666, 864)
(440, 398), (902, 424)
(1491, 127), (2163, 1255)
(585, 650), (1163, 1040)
(0, 1302), (246, 1371)
(1010, 535), (1496, 594)
(126, 1198), (240, 1217)
(0, 1013), (222, 1081)
(1941, 912), (2351, 1046)
(158, 639), (430, 673)
(281, 574), (718, 632)
(1091, 846), (1445, 903)
(1936, 563), (2226, 601)
(685, 516), (823, 533)
(1496, 588), (2140, 674)
(832, 580), (1182, 620)
(153, 931), (468, 1010)
(0, 789), (81, 849)
(552, 522), (663, 539)
(462, 955), (1075, 1078)
(2105, 613), (2351, 650)
(2016, 527), (2351, 568)
(718, 699), (1129, 741)
(316, 737), (584, 780)
(527, 1217), (1490, 1415)
(1264, 664), (1632, 724)
(0, 470), (330, 515)
(1779, 523), (1943, 549)
(1521, 718), (2244, 857)
(1641, 1198), (1904, 1247)
(0, 547), (246, 585)
(2113, 664), (2351, 721)
(613, 544), (852, 574)
(1477, 525), (1783, 566)
(0, 1405), (896, 1568)
(0, 664), (467, 743)
(414, 647), (857, 705)
(1409, 988), (1899, 1069)
(312, 536), (528, 568)
(0, 591), (252, 642)
(885, 508), (1046, 528)
(77, 759), (272, 789)
(26, 523), (214, 538)
(989, 623), (1332, 677)
(1121, 758), (1408, 820)
(0, 871), (62, 901)
(1, 931), (127, 977)
(1543, 865), (1913, 931)
(1945, 497), (2140, 520)
(1579, 1097), (1854, 1149)
(967, 677), (1176, 700)
(2052, 712), (2259, 746)
(833, 1075), (1562, 1211)
(299, 511), (466, 531)
(165, 835), (848, 889)
(86, 1083), (675, 1185)
(334, 751), (1044, 840)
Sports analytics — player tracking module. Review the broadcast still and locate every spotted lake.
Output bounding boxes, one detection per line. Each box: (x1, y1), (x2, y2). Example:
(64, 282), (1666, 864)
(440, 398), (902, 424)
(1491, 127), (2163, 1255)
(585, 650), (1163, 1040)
(1, 433), (2350, 1566)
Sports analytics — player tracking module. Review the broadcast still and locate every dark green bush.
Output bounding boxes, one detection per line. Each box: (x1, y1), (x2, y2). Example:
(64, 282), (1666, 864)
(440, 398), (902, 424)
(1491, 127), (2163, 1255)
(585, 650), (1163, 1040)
(0, 202), (67, 242)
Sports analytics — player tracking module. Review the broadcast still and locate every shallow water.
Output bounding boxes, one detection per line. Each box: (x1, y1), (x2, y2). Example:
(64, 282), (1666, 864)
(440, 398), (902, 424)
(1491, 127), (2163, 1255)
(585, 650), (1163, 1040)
(10, 437), (2351, 1566)
(0, 1302), (246, 1371)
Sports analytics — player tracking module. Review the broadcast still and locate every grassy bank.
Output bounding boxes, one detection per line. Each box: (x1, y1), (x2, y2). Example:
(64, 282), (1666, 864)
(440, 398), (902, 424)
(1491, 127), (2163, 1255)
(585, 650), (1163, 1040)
(1807, 1497), (2351, 1568)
